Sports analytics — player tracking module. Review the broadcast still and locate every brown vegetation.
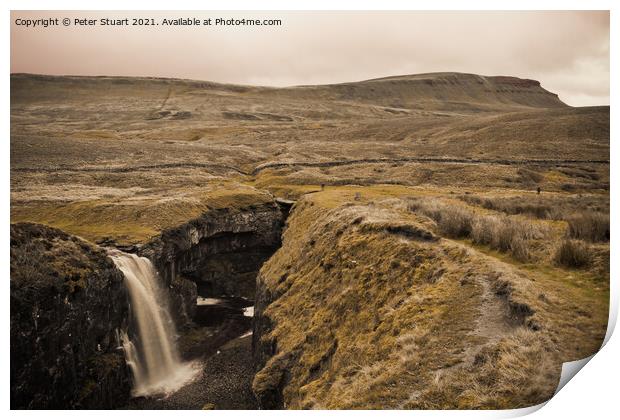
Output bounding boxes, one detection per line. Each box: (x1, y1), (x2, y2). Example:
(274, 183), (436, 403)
(408, 198), (544, 262)
(253, 193), (607, 409)
(554, 239), (592, 268)
(458, 193), (609, 222)
(566, 212), (610, 242)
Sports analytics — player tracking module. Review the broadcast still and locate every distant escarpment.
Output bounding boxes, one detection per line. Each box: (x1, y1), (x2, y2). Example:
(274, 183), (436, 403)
(10, 223), (131, 409)
(284, 72), (567, 111)
(11, 71), (566, 115)
(141, 200), (285, 327)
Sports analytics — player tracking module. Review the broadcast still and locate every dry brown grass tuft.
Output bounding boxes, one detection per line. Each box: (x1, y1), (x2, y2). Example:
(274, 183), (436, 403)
(458, 194), (609, 223)
(409, 199), (544, 262)
(554, 239), (592, 268)
(474, 217), (542, 262)
(408, 200), (473, 238)
(459, 195), (554, 219)
(566, 212), (610, 242)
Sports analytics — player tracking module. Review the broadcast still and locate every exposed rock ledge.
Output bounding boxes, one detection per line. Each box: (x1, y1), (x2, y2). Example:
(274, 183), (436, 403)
(10, 223), (131, 409)
(140, 201), (285, 328)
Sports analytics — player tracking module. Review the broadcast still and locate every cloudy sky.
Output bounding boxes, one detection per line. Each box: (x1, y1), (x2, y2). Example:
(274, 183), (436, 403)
(11, 10), (609, 106)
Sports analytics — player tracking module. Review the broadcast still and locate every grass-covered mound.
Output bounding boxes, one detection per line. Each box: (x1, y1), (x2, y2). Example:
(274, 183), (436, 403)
(252, 188), (608, 409)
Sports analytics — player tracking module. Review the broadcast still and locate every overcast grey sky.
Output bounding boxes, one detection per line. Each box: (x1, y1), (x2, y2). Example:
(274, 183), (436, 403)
(11, 10), (609, 106)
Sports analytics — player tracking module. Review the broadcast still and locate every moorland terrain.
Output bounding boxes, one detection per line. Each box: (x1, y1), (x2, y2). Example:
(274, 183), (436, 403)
(10, 72), (609, 409)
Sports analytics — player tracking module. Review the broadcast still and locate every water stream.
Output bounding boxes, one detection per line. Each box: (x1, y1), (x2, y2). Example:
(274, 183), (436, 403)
(109, 250), (201, 397)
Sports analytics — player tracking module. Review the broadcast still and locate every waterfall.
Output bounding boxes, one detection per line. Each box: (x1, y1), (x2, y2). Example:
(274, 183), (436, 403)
(109, 250), (200, 397)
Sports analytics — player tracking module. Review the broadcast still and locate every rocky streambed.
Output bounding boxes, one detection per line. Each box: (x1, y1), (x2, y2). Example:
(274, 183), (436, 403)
(124, 297), (257, 409)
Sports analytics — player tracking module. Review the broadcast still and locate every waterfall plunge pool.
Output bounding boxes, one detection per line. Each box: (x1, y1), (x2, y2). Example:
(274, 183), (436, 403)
(109, 250), (258, 408)
(109, 250), (202, 398)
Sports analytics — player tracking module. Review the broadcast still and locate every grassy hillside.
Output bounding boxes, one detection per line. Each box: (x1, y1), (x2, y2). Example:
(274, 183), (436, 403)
(253, 187), (608, 409)
(11, 73), (608, 240)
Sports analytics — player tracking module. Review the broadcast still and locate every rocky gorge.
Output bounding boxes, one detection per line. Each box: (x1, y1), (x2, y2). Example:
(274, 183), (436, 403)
(10, 198), (287, 409)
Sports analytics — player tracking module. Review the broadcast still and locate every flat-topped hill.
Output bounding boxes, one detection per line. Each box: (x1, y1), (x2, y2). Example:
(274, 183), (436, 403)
(286, 72), (567, 110)
(11, 72), (566, 112)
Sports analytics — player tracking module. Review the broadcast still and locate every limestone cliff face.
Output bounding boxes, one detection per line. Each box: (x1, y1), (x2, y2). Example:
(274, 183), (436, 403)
(141, 202), (284, 327)
(10, 223), (131, 409)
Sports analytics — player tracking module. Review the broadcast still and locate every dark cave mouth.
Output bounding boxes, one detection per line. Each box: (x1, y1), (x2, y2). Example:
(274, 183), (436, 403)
(170, 229), (282, 361)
